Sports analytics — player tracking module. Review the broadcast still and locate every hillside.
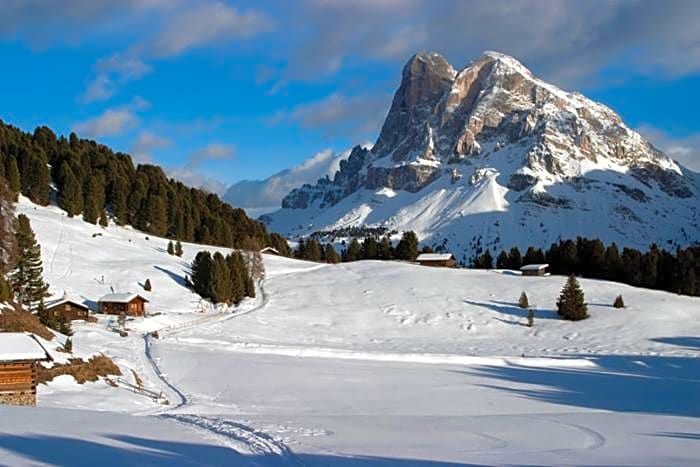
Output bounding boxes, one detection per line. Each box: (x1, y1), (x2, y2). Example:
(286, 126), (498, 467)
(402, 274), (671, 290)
(0, 120), (280, 250)
(263, 52), (700, 261)
(3, 197), (699, 466)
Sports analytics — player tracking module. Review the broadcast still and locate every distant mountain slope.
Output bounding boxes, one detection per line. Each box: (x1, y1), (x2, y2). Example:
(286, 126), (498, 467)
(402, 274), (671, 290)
(223, 148), (351, 217)
(263, 51), (699, 261)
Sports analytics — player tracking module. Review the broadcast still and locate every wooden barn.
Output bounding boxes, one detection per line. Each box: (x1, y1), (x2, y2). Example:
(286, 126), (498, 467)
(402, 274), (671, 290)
(98, 293), (149, 317)
(45, 296), (91, 322)
(416, 253), (457, 268)
(260, 246), (280, 256)
(520, 263), (550, 276)
(0, 333), (52, 406)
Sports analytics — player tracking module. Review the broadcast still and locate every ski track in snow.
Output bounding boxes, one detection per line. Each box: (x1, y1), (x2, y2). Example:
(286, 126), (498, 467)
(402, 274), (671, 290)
(142, 281), (305, 466)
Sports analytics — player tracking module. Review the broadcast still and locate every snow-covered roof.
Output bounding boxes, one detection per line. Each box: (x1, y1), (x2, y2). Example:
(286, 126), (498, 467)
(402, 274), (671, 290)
(520, 263), (549, 271)
(45, 297), (90, 310)
(0, 333), (51, 362)
(260, 247), (280, 254)
(417, 253), (455, 261)
(98, 293), (149, 303)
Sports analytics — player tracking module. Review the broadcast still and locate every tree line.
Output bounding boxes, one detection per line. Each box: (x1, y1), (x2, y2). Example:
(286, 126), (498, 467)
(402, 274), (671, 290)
(473, 237), (699, 296)
(0, 120), (288, 250)
(293, 231), (424, 263)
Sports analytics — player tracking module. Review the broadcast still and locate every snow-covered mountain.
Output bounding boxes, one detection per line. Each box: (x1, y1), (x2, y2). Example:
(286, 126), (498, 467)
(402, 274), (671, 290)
(223, 148), (352, 217)
(262, 51), (699, 261)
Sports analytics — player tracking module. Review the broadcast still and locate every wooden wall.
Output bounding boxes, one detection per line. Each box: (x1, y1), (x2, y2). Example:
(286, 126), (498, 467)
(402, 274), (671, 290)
(0, 362), (37, 406)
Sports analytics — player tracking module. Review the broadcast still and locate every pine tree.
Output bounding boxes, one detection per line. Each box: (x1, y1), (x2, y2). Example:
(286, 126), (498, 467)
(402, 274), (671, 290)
(0, 274), (11, 302)
(143, 278), (152, 291)
(63, 337), (73, 353)
(9, 214), (49, 308)
(395, 231), (419, 261)
(5, 157), (20, 196)
(613, 295), (625, 308)
(345, 239), (362, 262)
(167, 241), (175, 255)
(556, 275), (588, 321)
(0, 178), (17, 273)
(36, 302), (56, 329)
(227, 252), (246, 303)
(305, 239), (322, 262)
(99, 209), (109, 227)
(518, 291), (529, 309)
(324, 244), (340, 264)
(58, 162), (83, 217)
(379, 236), (393, 260)
(496, 250), (508, 269)
(508, 247), (522, 269)
(361, 237), (378, 260)
(210, 252), (231, 303)
(57, 313), (73, 336)
(474, 250), (493, 269)
(175, 240), (183, 257)
(191, 251), (213, 299)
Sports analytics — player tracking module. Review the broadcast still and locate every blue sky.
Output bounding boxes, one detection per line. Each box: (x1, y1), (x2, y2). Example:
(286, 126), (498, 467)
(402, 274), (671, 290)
(1, 0), (699, 194)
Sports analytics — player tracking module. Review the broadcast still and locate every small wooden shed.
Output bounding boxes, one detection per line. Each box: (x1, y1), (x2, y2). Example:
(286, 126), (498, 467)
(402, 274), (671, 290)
(260, 246), (280, 256)
(416, 253), (457, 268)
(520, 263), (549, 276)
(98, 293), (149, 317)
(0, 333), (52, 406)
(45, 296), (91, 322)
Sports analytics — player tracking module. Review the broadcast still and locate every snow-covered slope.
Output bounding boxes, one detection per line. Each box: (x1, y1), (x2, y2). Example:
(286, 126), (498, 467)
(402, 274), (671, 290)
(7, 198), (700, 466)
(263, 52), (700, 260)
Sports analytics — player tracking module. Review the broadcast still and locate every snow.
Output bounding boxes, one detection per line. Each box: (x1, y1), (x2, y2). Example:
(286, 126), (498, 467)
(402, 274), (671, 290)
(2, 198), (699, 465)
(98, 293), (148, 304)
(0, 333), (50, 361)
(415, 253), (454, 261)
(521, 263), (549, 271)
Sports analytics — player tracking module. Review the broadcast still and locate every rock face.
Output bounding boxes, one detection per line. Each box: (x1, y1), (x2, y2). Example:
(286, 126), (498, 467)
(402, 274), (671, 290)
(269, 51), (699, 259)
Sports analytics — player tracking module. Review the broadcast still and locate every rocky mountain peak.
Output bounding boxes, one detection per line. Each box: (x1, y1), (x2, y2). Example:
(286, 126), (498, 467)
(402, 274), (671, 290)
(271, 51), (698, 256)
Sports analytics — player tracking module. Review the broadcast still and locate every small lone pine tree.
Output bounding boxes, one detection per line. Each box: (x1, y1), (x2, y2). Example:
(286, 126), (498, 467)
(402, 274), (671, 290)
(144, 278), (152, 291)
(175, 240), (183, 257)
(167, 241), (175, 255)
(57, 314), (73, 336)
(613, 294), (625, 308)
(557, 274), (589, 321)
(527, 308), (534, 328)
(9, 214), (49, 308)
(518, 291), (529, 309)
(63, 337), (73, 353)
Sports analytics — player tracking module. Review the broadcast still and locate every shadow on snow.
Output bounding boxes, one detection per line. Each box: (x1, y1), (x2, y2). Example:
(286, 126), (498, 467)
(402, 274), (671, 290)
(0, 433), (479, 467)
(453, 354), (700, 418)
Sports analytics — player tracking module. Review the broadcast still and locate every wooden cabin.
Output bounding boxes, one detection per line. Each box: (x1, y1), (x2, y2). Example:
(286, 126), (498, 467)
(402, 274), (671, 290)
(97, 293), (149, 317)
(45, 297), (91, 322)
(520, 263), (549, 276)
(0, 333), (52, 406)
(260, 246), (280, 256)
(416, 253), (457, 268)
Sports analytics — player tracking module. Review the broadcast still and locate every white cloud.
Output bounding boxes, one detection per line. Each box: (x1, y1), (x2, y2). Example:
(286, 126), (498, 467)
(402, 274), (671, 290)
(188, 142), (236, 167)
(83, 54), (153, 103)
(275, 92), (391, 139)
(130, 130), (172, 163)
(167, 166), (227, 195)
(151, 1), (273, 57)
(638, 125), (700, 172)
(224, 148), (351, 214)
(73, 109), (138, 138)
(72, 97), (149, 138)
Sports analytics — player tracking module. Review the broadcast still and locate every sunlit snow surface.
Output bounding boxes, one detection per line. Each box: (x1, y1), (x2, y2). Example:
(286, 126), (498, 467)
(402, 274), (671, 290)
(0, 198), (698, 466)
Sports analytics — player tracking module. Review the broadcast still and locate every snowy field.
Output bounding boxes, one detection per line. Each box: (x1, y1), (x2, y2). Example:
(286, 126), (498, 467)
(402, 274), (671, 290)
(0, 198), (699, 465)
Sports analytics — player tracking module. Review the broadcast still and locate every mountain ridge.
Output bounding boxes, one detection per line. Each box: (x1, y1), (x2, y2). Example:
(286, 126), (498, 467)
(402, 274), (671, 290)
(263, 51), (699, 260)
